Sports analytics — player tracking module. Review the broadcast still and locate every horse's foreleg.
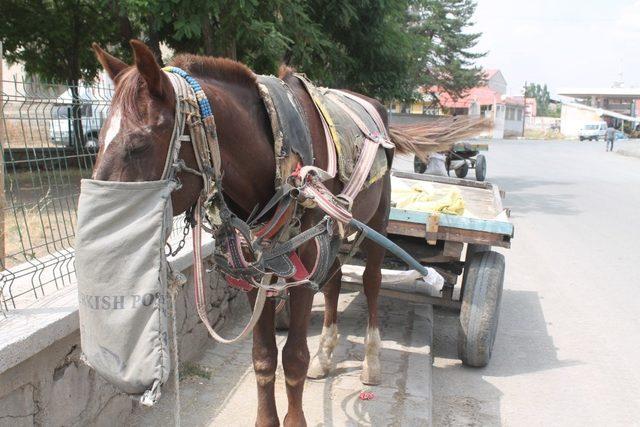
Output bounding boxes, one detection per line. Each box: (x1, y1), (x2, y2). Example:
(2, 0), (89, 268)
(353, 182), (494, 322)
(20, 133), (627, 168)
(360, 240), (385, 385)
(308, 260), (342, 379)
(249, 291), (279, 427)
(282, 286), (314, 427)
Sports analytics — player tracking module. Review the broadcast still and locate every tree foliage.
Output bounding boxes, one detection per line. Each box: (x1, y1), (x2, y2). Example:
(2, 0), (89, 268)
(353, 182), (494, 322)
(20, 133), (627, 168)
(525, 82), (552, 116)
(0, 0), (117, 84)
(0, 0), (485, 102)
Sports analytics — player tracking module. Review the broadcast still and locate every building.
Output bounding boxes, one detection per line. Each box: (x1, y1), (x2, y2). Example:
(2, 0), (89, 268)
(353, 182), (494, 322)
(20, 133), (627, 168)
(388, 69), (525, 138)
(560, 102), (640, 137)
(557, 87), (640, 118)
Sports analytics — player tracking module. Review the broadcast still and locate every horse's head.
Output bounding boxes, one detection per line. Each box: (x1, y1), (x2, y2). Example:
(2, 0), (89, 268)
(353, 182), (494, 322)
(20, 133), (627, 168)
(92, 40), (203, 214)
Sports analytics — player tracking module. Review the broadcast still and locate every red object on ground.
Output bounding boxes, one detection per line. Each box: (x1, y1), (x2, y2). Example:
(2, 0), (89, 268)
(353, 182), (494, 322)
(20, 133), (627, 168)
(359, 390), (375, 401)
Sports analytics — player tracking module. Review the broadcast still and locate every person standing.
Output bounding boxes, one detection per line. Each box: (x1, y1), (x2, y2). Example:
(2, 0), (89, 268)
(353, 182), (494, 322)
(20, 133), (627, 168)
(605, 125), (616, 152)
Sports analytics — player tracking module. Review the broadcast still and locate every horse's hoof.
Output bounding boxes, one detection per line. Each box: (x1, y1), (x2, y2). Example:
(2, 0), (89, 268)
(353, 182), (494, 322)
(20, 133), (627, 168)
(307, 357), (329, 379)
(360, 370), (381, 385)
(283, 412), (307, 427)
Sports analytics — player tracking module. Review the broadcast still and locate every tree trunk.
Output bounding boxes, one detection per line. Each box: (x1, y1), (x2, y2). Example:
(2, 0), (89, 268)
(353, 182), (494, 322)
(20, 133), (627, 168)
(202, 14), (215, 56)
(146, 18), (163, 66)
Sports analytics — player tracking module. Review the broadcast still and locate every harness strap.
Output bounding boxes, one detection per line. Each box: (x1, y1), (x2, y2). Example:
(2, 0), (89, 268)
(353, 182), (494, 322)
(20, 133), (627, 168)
(193, 199), (268, 343)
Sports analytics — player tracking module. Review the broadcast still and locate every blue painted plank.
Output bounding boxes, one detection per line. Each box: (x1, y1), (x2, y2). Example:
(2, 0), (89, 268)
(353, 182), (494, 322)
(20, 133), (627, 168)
(389, 208), (514, 236)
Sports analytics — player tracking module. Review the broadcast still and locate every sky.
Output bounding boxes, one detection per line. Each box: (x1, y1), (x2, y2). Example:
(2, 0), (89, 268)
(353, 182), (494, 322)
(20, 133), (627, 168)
(471, 0), (640, 95)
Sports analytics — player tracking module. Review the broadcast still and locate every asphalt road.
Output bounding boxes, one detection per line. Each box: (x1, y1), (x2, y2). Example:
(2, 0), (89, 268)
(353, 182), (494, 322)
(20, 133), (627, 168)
(426, 140), (640, 426)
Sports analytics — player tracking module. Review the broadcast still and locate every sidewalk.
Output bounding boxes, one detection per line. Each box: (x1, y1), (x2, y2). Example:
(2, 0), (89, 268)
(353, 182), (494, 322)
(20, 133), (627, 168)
(613, 140), (640, 158)
(129, 289), (433, 426)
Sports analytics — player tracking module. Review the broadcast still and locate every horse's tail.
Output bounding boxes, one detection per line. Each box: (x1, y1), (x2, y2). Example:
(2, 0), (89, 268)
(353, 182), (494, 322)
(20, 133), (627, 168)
(389, 116), (491, 161)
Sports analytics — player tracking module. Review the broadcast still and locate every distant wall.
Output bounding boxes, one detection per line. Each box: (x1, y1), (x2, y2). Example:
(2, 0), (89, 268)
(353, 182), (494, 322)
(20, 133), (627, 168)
(388, 113), (440, 126)
(561, 104), (601, 136)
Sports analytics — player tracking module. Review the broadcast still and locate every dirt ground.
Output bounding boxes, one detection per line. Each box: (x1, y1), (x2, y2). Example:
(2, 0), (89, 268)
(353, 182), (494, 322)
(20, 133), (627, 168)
(130, 290), (433, 426)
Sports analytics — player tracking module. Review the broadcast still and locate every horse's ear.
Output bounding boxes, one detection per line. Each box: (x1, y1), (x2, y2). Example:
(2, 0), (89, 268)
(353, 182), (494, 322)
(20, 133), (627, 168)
(130, 39), (165, 98)
(92, 43), (128, 81)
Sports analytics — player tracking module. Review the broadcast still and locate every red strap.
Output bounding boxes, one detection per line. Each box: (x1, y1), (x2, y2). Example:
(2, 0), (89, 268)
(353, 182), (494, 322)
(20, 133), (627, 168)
(289, 252), (310, 281)
(225, 276), (254, 292)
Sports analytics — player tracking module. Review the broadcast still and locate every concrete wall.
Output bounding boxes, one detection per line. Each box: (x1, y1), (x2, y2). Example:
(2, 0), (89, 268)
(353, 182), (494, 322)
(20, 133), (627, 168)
(0, 246), (239, 426)
(561, 104), (601, 136)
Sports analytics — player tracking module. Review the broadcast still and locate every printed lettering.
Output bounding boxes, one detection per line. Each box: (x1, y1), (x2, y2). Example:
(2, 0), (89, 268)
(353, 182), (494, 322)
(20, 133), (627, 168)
(113, 295), (125, 309)
(101, 296), (111, 309)
(132, 295), (141, 308)
(142, 293), (154, 306)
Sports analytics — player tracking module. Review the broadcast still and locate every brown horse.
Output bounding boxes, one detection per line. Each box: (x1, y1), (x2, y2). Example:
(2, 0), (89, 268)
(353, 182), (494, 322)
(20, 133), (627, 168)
(92, 40), (441, 426)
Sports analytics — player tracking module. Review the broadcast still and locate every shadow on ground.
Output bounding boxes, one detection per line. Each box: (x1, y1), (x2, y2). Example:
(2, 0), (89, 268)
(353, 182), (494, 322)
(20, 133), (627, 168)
(432, 289), (581, 426)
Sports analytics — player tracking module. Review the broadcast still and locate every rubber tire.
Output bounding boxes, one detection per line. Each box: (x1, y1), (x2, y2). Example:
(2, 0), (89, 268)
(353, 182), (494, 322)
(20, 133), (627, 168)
(475, 154), (487, 181)
(579, 137), (584, 141)
(414, 156), (427, 174)
(458, 250), (505, 367)
(460, 244), (491, 298)
(455, 162), (469, 178)
(275, 300), (291, 331)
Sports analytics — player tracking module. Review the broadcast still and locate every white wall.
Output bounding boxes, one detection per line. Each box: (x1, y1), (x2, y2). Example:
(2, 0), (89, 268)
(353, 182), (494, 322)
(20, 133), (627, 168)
(561, 104), (601, 136)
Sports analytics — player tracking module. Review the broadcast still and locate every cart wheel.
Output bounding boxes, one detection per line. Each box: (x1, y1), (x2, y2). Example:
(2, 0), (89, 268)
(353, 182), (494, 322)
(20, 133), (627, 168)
(275, 300), (291, 330)
(458, 250), (505, 367)
(414, 156), (427, 174)
(475, 155), (487, 181)
(455, 162), (469, 178)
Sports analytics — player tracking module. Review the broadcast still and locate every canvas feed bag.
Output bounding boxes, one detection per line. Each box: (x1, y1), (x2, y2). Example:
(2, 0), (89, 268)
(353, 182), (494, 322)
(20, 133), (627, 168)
(75, 179), (178, 404)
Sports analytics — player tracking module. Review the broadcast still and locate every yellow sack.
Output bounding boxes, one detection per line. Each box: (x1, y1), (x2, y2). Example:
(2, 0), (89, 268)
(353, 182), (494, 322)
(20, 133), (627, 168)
(393, 183), (465, 215)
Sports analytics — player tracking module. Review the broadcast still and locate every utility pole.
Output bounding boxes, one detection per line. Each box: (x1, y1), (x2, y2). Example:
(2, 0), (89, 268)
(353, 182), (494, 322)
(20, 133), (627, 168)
(522, 81), (527, 137)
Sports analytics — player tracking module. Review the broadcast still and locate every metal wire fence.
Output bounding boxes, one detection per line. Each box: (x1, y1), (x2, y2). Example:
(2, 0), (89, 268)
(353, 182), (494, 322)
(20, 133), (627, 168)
(0, 77), (115, 313)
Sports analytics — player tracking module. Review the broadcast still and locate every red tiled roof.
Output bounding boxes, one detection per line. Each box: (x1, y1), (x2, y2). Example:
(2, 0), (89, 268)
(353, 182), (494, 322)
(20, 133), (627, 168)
(429, 86), (502, 109)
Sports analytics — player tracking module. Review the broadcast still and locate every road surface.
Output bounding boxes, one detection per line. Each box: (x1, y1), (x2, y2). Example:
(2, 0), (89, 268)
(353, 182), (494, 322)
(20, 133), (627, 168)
(426, 140), (640, 426)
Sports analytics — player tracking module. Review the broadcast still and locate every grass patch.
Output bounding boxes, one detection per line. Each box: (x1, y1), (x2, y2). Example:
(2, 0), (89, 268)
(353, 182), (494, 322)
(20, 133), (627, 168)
(524, 129), (566, 140)
(179, 362), (212, 380)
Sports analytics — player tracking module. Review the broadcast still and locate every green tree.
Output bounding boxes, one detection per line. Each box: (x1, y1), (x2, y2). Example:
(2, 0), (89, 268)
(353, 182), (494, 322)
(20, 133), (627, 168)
(410, 0), (485, 99)
(1, 0), (486, 105)
(525, 82), (552, 116)
(0, 0), (119, 149)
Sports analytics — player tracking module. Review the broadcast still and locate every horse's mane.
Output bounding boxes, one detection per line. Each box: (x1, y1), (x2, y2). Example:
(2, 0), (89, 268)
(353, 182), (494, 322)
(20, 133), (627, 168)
(110, 54), (257, 120)
(170, 54), (256, 86)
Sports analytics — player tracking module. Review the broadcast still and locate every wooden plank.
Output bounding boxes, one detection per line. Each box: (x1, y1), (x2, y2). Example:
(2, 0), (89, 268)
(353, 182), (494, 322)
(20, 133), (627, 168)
(426, 213), (439, 245)
(390, 208), (514, 236)
(443, 241), (464, 258)
(392, 170), (492, 189)
(388, 219), (511, 248)
(341, 281), (461, 310)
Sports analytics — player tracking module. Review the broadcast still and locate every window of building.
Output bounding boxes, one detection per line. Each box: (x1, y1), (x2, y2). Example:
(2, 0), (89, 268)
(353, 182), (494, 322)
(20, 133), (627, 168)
(516, 108), (522, 121)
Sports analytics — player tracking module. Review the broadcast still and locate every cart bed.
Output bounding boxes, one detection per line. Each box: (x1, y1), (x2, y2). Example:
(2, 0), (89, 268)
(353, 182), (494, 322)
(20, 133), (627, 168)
(388, 171), (513, 248)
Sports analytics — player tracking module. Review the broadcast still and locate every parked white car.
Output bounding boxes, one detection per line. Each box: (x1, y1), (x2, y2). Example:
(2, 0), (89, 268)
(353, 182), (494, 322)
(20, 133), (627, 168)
(578, 121), (607, 141)
(48, 86), (110, 149)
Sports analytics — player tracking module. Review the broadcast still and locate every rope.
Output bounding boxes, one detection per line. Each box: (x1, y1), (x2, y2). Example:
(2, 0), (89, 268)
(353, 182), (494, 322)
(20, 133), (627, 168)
(168, 270), (186, 427)
(169, 290), (181, 426)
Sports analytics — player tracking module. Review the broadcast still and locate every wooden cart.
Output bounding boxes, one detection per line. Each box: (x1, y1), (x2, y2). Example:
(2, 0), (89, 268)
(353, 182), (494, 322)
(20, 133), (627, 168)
(342, 170), (513, 367)
(414, 142), (490, 181)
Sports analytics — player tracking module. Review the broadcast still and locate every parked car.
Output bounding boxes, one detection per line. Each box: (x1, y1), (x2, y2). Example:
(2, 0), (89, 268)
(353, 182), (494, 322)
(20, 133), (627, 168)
(578, 121), (607, 141)
(48, 86), (110, 149)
